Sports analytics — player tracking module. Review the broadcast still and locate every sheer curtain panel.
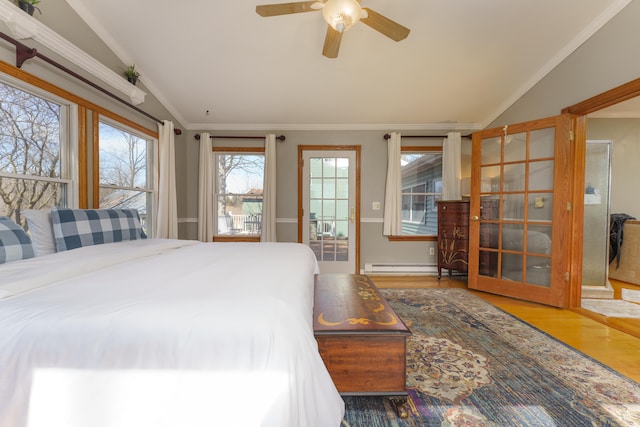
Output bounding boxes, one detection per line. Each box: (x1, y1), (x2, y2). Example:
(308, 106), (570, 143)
(383, 132), (402, 236)
(442, 131), (462, 201)
(153, 120), (178, 239)
(198, 132), (215, 242)
(261, 134), (277, 242)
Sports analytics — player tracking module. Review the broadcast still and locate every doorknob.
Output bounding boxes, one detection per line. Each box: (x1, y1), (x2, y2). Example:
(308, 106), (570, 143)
(350, 208), (355, 223)
(471, 215), (479, 221)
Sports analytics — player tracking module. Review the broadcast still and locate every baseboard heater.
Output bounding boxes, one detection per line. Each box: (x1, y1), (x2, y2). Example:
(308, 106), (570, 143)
(363, 263), (438, 275)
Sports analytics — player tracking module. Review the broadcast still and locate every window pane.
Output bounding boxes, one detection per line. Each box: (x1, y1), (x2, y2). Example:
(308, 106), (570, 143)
(98, 121), (153, 235)
(401, 151), (442, 235)
(0, 177), (66, 224)
(0, 81), (65, 222)
(215, 153), (265, 236)
(99, 122), (148, 188)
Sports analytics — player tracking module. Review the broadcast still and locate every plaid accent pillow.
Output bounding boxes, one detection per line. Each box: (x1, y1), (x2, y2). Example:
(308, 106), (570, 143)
(0, 217), (35, 264)
(51, 208), (147, 252)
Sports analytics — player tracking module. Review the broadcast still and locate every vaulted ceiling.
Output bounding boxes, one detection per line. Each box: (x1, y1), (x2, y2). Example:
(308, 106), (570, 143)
(65, 0), (631, 131)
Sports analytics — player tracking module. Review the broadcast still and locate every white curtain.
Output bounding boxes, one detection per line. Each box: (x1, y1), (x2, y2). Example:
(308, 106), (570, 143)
(153, 120), (178, 239)
(197, 132), (215, 242)
(441, 131), (462, 200)
(383, 132), (402, 236)
(261, 134), (277, 242)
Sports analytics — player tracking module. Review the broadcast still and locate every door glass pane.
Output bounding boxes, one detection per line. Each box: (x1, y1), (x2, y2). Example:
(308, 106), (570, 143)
(323, 158), (336, 176)
(323, 178), (336, 199)
(335, 220), (349, 239)
(336, 158), (348, 177)
(502, 253), (523, 282)
(527, 225), (552, 255)
(481, 166), (501, 192)
(481, 137), (501, 164)
(480, 223), (498, 249)
(310, 158), (322, 177)
(526, 256), (551, 287)
(528, 193), (553, 221)
(310, 178), (322, 198)
(504, 132), (526, 162)
(480, 198), (500, 220)
(336, 178), (348, 198)
(503, 163), (525, 192)
(336, 199), (349, 220)
(530, 128), (555, 159)
(529, 160), (554, 191)
(479, 250), (498, 277)
(502, 224), (524, 252)
(503, 194), (525, 221)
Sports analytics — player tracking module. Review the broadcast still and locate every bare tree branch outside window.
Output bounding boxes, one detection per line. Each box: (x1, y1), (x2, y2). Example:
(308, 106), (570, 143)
(0, 81), (63, 224)
(98, 122), (152, 231)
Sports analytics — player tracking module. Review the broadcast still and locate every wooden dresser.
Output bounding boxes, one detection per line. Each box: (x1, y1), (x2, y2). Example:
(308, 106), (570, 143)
(314, 274), (411, 417)
(437, 200), (469, 279)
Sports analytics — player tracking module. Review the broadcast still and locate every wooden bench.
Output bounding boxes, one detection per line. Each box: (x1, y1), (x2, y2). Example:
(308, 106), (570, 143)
(313, 274), (411, 417)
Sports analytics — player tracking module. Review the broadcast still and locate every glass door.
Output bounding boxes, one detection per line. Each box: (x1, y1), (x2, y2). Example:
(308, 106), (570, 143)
(301, 149), (358, 274)
(468, 115), (573, 307)
(582, 140), (612, 290)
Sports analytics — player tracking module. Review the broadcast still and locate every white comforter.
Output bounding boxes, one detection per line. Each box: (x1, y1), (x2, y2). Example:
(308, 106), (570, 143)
(0, 239), (344, 427)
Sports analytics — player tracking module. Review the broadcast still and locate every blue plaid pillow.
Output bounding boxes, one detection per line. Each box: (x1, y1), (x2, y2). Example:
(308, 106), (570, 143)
(0, 216), (35, 264)
(51, 208), (147, 252)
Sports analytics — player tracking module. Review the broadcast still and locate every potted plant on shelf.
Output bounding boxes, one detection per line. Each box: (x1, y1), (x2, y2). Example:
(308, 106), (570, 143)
(15, 0), (41, 16)
(123, 65), (141, 85)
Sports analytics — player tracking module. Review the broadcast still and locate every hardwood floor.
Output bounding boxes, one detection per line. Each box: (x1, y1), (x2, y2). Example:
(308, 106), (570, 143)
(370, 275), (640, 383)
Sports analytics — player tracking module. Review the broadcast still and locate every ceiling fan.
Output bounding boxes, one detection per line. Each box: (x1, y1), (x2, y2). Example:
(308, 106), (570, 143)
(256, 0), (410, 58)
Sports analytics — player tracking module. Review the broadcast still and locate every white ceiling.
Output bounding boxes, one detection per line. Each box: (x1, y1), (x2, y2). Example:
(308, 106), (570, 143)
(64, 0), (631, 131)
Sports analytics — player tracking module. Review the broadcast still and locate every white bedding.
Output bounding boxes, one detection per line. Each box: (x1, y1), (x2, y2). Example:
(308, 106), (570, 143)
(0, 239), (344, 427)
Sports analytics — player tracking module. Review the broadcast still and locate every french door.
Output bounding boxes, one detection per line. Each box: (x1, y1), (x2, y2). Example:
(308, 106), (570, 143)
(299, 147), (360, 274)
(467, 115), (574, 307)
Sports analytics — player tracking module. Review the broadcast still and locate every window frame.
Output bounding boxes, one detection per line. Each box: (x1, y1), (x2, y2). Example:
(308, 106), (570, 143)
(388, 146), (443, 242)
(0, 61), (159, 222)
(212, 146), (265, 242)
(0, 73), (79, 221)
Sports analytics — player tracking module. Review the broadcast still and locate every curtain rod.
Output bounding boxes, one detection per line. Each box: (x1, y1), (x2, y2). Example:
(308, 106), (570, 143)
(0, 31), (182, 136)
(194, 134), (286, 142)
(383, 133), (472, 140)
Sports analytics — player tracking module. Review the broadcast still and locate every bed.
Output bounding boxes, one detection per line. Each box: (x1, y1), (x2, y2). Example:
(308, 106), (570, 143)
(0, 209), (345, 427)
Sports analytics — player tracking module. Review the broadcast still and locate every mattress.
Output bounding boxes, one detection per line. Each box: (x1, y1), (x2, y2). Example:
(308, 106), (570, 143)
(0, 239), (344, 427)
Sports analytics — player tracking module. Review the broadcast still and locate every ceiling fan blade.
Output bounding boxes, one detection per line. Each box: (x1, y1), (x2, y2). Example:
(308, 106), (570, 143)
(322, 25), (342, 58)
(256, 1), (321, 17)
(361, 8), (410, 41)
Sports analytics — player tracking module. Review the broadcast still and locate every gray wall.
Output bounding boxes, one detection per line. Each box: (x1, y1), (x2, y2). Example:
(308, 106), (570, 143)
(183, 129), (467, 271)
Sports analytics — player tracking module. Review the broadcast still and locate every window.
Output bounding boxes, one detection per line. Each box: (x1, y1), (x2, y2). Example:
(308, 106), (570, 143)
(214, 150), (265, 237)
(98, 120), (154, 234)
(0, 79), (74, 225)
(400, 150), (442, 236)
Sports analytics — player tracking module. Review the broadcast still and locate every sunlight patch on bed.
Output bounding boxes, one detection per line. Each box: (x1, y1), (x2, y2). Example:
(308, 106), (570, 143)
(28, 369), (290, 427)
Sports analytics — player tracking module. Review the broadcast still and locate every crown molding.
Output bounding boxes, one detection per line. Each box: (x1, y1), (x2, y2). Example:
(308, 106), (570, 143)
(187, 122), (484, 132)
(0, 0), (145, 105)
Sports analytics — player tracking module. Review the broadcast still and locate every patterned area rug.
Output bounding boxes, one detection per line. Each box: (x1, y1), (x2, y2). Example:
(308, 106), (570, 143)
(342, 288), (640, 426)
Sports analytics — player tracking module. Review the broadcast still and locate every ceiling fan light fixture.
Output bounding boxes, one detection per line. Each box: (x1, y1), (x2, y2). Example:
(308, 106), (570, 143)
(322, 0), (362, 33)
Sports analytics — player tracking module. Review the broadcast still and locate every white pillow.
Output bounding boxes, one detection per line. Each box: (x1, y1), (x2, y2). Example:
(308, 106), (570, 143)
(22, 209), (56, 256)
